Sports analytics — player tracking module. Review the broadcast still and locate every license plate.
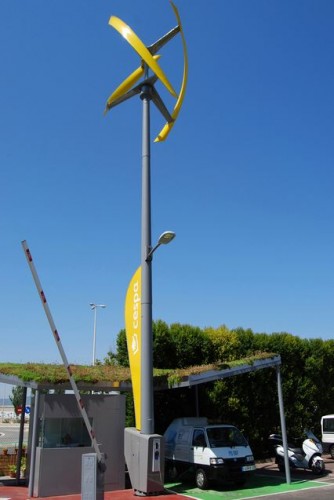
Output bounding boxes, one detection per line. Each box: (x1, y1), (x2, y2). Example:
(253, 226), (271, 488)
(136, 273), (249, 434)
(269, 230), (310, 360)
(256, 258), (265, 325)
(242, 465), (256, 472)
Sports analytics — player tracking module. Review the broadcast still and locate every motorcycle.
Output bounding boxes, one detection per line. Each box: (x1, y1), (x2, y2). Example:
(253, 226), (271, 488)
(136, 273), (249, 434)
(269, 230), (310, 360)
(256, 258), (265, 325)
(268, 430), (325, 475)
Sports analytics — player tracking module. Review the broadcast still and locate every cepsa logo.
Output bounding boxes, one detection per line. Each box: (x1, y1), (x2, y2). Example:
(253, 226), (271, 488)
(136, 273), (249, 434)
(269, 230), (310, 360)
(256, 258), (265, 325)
(131, 279), (140, 355)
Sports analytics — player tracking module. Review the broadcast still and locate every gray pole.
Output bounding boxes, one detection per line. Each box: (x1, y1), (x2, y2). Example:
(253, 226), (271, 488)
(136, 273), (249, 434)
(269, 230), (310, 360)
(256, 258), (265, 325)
(92, 306), (97, 366)
(28, 389), (40, 498)
(276, 366), (291, 484)
(16, 386), (27, 484)
(140, 84), (153, 435)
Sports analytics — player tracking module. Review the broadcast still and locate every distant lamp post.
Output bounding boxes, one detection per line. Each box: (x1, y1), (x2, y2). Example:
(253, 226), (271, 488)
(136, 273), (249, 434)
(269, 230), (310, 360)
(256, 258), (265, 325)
(90, 303), (106, 365)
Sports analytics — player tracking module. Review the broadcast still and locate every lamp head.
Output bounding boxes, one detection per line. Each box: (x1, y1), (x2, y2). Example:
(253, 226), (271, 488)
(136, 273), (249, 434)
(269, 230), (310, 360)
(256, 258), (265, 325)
(158, 231), (176, 245)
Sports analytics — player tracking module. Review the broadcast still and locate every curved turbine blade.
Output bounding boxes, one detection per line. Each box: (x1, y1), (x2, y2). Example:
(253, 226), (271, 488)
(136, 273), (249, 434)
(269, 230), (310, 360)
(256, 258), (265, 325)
(154, 1), (188, 142)
(105, 66), (144, 112)
(109, 16), (177, 98)
(105, 55), (161, 113)
(105, 75), (158, 111)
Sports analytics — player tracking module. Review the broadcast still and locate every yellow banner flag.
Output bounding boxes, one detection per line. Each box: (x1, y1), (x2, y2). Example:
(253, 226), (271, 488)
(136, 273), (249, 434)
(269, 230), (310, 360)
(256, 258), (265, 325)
(125, 266), (141, 430)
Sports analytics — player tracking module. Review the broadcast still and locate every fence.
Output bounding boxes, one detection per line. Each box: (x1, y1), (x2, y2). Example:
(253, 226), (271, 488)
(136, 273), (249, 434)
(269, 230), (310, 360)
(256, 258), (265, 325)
(0, 449), (27, 477)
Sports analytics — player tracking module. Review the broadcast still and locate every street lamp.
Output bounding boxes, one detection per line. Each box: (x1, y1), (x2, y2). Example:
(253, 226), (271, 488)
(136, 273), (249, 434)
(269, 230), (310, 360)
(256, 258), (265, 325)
(146, 231), (176, 261)
(90, 303), (106, 366)
(141, 230), (175, 435)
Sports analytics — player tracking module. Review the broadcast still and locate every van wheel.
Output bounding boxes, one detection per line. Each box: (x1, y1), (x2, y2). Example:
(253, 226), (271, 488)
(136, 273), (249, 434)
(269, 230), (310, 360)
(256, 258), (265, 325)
(195, 468), (208, 489)
(330, 445), (334, 460)
(166, 465), (178, 481)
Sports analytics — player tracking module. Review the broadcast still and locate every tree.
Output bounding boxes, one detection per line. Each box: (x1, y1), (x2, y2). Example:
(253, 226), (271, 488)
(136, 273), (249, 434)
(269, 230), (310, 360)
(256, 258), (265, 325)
(204, 325), (240, 361)
(104, 329), (129, 366)
(106, 319), (334, 457)
(9, 386), (24, 415)
(103, 350), (118, 366)
(169, 323), (214, 368)
(153, 320), (176, 368)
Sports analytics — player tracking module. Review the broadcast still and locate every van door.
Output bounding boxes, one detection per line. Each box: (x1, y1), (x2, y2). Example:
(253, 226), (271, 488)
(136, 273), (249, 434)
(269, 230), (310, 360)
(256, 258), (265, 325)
(321, 415), (334, 457)
(191, 428), (207, 466)
(173, 427), (192, 462)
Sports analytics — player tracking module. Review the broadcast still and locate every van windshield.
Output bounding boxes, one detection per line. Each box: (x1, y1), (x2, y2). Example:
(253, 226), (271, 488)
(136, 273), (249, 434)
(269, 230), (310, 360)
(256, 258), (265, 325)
(323, 418), (334, 433)
(206, 426), (248, 447)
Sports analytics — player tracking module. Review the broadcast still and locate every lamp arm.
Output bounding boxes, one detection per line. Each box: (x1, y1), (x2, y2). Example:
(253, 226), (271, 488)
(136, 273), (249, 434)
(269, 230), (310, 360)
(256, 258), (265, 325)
(146, 243), (160, 261)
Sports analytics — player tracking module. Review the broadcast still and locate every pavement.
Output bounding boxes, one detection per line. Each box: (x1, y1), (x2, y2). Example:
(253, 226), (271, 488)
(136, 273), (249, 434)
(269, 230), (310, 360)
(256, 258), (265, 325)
(0, 478), (183, 500)
(2, 458), (334, 500)
(0, 482), (182, 500)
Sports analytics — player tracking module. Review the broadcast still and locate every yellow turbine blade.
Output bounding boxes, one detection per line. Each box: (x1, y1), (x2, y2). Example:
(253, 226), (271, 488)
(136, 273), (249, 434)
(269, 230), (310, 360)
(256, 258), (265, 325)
(104, 56), (161, 113)
(109, 16), (177, 98)
(154, 1), (188, 142)
(105, 66), (144, 112)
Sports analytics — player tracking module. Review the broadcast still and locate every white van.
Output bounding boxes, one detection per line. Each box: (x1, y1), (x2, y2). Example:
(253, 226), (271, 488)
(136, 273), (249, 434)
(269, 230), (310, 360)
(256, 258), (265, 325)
(321, 414), (334, 458)
(164, 417), (256, 489)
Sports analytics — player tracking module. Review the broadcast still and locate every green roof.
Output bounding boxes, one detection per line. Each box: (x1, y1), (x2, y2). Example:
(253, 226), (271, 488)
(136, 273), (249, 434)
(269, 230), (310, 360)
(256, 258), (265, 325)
(0, 353), (280, 391)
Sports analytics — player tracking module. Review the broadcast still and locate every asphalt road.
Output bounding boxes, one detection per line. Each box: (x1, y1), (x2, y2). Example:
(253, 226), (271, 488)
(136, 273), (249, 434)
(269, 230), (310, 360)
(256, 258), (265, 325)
(166, 457), (334, 500)
(0, 423), (29, 450)
(255, 456), (334, 500)
(267, 487), (334, 499)
(255, 484), (334, 499)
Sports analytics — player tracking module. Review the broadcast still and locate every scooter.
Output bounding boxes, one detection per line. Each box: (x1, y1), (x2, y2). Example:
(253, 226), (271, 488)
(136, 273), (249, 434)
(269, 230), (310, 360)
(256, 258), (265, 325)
(268, 430), (325, 475)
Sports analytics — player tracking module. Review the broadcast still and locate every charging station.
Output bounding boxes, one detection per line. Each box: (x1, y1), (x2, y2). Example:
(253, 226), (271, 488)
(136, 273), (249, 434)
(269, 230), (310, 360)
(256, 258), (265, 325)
(124, 428), (164, 495)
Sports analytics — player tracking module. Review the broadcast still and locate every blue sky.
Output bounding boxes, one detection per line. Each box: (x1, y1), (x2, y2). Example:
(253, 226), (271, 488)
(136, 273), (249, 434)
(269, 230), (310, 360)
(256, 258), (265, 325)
(1, 0), (334, 386)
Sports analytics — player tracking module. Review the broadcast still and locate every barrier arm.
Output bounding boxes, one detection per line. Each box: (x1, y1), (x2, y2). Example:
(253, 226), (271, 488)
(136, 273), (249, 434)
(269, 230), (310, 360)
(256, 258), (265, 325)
(21, 240), (105, 469)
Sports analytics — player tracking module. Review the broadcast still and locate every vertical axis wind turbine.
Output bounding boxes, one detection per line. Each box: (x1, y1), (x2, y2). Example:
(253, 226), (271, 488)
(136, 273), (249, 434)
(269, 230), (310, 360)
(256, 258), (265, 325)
(105, 1), (188, 438)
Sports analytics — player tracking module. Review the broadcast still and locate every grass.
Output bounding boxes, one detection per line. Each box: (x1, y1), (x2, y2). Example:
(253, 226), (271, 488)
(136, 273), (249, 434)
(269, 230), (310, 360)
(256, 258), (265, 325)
(0, 353), (278, 389)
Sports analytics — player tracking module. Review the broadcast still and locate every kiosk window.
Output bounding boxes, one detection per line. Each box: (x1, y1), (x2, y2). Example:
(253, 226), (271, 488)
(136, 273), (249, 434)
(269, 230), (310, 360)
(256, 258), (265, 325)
(39, 417), (92, 448)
